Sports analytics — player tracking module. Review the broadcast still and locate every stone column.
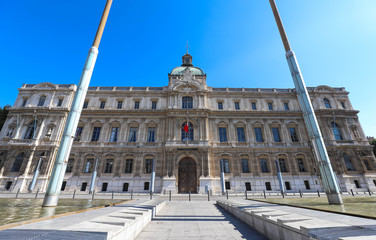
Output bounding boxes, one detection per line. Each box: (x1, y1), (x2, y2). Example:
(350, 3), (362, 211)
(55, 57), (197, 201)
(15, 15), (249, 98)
(35, 117), (45, 140)
(264, 120), (272, 144)
(14, 117), (25, 139)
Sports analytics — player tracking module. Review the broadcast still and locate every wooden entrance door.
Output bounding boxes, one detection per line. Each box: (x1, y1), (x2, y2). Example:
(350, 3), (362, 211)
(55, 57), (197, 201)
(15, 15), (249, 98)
(178, 158), (197, 193)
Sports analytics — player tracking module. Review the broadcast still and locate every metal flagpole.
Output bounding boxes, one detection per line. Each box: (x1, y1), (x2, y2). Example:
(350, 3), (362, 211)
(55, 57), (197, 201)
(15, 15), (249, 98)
(150, 158), (156, 193)
(275, 159), (285, 195)
(43, 0), (113, 207)
(269, 0), (343, 204)
(220, 159), (226, 194)
(89, 158), (99, 194)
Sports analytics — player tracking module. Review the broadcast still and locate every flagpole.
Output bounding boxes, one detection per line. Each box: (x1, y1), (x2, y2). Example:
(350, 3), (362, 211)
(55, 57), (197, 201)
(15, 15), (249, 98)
(269, 0), (343, 204)
(43, 0), (113, 207)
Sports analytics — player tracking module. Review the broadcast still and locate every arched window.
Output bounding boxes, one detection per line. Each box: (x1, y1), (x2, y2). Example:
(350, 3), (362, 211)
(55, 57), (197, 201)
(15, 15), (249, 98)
(181, 122), (193, 141)
(11, 152), (24, 172)
(343, 153), (355, 171)
(38, 95), (46, 106)
(332, 122), (343, 140)
(182, 96), (193, 109)
(323, 98), (331, 109)
(24, 121), (37, 139)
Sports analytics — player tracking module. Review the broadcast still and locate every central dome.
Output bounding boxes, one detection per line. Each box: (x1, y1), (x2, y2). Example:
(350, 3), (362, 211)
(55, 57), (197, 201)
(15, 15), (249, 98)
(170, 53), (205, 76)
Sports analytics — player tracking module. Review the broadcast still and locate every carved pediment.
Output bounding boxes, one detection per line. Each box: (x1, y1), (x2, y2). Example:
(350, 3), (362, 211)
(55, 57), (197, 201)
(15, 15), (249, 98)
(33, 82), (57, 90)
(168, 68), (208, 92)
(314, 85), (335, 92)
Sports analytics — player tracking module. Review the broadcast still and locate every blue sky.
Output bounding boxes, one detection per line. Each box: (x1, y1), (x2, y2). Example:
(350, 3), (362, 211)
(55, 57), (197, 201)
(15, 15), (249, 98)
(1, 1), (375, 136)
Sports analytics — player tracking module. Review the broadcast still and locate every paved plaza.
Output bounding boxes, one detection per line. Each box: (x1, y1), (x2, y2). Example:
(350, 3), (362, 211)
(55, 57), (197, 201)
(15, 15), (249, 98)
(136, 201), (266, 240)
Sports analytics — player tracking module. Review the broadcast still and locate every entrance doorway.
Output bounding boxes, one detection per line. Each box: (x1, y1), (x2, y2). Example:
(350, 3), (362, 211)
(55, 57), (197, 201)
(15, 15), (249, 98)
(178, 158), (197, 193)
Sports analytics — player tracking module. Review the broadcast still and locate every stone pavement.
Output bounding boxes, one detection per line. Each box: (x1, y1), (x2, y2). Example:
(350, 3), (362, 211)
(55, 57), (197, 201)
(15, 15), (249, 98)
(136, 201), (266, 240)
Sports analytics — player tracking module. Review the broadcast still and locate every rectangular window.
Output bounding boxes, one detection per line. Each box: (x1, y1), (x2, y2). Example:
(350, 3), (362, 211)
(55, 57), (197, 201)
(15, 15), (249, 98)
(225, 181), (231, 190)
(66, 158), (74, 173)
(22, 98), (28, 107)
(234, 102), (240, 110)
(245, 182), (252, 191)
(83, 101), (89, 109)
(304, 180), (311, 190)
(147, 127), (156, 142)
(145, 159), (153, 173)
(100, 101), (106, 109)
(354, 180), (361, 188)
(272, 127), (281, 142)
(237, 127), (246, 142)
(144, 182), (150, 190)
(254, 127), (264, 142)
(117, 101), (123, 109)
(101, 183), (108, 192)
(81, 182), (87, 191)
(128, 127), (137, 142)
(284, 102), (289, 110)
(83, 159), (94, 173)
(241, 159), (250, 173)
(104, 159), (114, 173)
(61, 181), (67, 191)
(123, 183), (129, 192)
(265, 182), (272, 190)
(124, 159), (133, 173)
(5, 181), (12, 190)
(74, 127), (83, 142)
(219, 127), (227, 142)
(151, 101), (157, 109)
(285, 182), (291, 190)
(57, 98), (63, 107)
(134, 101), (140, 109)
(37, 96), (46, 106)
(221, 159), (230, 173)
(340, 101), (346, 109)
(251, 102), (257, 110)
(297, 158), (306, 172)
(268, 102), (273, 110)
(91, 127), (101, 142)
(278, 159), (288, 172)
(110, 127), (119, 142)
(289, 127), (298, 142)
(260, 158), (269, 173)
(182, 96), (193, 109)
(218, 102), (223, 110)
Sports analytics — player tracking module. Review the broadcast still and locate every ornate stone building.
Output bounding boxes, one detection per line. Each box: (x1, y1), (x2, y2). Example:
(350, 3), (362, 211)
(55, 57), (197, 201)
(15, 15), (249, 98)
(0, 53), (375, 194)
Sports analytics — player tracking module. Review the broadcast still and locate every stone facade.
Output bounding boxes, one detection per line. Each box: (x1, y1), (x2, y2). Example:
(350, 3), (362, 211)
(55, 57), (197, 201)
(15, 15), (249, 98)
(0, 53), (375, 194)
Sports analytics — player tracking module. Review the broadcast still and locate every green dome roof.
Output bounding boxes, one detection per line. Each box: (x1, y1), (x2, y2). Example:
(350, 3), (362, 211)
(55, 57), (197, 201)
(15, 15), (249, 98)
(170, 52), (205, 76)
(170, 66), (205, 76)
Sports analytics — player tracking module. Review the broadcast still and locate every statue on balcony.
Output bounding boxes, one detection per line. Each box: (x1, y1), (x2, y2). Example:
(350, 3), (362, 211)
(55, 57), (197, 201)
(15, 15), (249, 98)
(45, 127), (53, 139)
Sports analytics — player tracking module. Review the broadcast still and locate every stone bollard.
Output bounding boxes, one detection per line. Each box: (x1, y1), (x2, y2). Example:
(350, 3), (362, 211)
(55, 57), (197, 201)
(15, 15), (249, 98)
(226, 191), (229, 199)
(208, 190), (210, 201)
(112, 190), (114, 199)
(263, 190), (266, 198)
(150, 191), (153, 200)
(299, 190), (302, 198)
(35, 189), (39, 199)
(92, 190), (95, 200)
(317, 190), (320, 197)
(245, 190), (248, 200)
(73, 189), (76, 199)
(189, 191), (191, 201)
(169, 190), (172, 201)
(351, 189), (354, 196)
(131, 190), (133, 200)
